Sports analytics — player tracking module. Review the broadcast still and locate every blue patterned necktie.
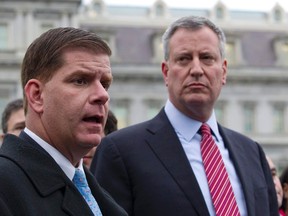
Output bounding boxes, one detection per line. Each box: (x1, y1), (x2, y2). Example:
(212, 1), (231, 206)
(73, 169), (102, 216)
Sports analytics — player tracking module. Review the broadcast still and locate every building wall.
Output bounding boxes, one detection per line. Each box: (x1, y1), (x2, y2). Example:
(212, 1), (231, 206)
(0, 0), (288, 169)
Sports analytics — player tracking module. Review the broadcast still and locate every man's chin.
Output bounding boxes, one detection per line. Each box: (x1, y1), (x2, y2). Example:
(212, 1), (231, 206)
(78, 134), (102, 147)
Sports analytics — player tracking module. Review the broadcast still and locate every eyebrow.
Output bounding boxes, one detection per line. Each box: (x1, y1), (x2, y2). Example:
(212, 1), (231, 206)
(12, 121), (25, 129)
(71, 67), (112, 76)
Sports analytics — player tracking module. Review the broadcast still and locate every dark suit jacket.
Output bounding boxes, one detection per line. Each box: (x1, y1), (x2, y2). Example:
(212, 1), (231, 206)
(0, 132), (127, 216)
(91, 108), (278, 216)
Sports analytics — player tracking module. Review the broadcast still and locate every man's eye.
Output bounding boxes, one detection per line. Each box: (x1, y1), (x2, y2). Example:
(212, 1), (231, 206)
(177, 56), (190, 64)
(179, 56), (189, 61)
(201, 55), (215, 64)
(15, 126), (25, 130)
(102, 82), (110, 90)
(202, 55), (213, 60)
(74, 79), (87, 85)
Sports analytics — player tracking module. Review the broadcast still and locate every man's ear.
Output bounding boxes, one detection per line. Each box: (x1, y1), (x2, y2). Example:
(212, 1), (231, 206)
(161, 61), (169, 87)
(24, 79), (44, 114)
(221, 59), (228, 85)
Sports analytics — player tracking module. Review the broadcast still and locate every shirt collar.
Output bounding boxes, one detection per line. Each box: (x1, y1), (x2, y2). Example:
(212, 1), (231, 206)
(24, 127), (84, 180)
(164, 99), (220, 142)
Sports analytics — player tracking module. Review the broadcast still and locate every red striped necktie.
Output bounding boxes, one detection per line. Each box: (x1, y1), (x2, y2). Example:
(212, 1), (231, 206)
(200, 123), (240, 216)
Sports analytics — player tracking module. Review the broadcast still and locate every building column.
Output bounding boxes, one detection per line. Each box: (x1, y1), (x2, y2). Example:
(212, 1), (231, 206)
(60, 12), (69, 26)
(129, 96), (145, 125)
(255, 100), (272, 134)
(24, 10), (34, 47)
(225, 99), (243, 132)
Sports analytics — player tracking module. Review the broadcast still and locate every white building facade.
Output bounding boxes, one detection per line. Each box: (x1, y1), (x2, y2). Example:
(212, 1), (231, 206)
(1, 0), (288, 168)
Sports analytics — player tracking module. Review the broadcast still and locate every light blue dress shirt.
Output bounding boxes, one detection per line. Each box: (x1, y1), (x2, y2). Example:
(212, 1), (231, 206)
(164, 100), (247, 216)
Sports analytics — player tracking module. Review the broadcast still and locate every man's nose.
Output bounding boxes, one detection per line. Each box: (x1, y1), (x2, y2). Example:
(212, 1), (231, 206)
(89, 82), (110, 105)
(189, 58), (204, 76)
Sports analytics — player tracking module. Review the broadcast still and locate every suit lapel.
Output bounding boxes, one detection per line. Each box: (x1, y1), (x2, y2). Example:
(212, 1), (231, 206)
(145, 110), (209, 215)
(62, 187), (94, 216)
(218, 125), (254, 215)
(2, 133), (93, 216)
(84, 167), (106, 213)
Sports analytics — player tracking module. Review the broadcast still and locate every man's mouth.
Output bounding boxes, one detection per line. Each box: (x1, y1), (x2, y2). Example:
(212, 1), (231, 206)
(83, 155), (93, 159)
(83, 115), (103, 124)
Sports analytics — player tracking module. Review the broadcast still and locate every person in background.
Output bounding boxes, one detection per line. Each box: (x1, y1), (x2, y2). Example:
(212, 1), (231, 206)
(0, 27), (127, 216)
(103, 110), (118, 135)
(84, 110), (118, 169)
(91, 15), (278, 216)
(280, 166), (288, 215)
(266, 156), (285, 216)
(1, 98), (25, 139)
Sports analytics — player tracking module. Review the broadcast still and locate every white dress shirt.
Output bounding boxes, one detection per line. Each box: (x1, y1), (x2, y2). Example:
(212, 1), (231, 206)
(164, 100), (247, 216)
(24, 127), (84, 180)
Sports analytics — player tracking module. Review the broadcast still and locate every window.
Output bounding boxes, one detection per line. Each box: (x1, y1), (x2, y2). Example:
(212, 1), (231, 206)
(215, 101), (226, 125)
(274, 38), (288, 66)
(271, 5), (285, 23)
(85, 29), (116, 59)
(216, 7), (224, 19)
(243, 103), (255, 133)
(151, 32), (164, 62)
(225, 41), (236, 65)
(110, 100), (130, 129)
(113, 107), (128, 129)
(150, 0), (167, 18)
(40, 23), (54, 34)
(0, 98), (8, 130)
(273, 9), (282, 22)
(155, 4), (164, 17)
(212, 2), (227, 20)
(96, 31), (117, 60)
(91, 0), (104, 15)
(93, 2), (102, 13)
(0, 24), (8, 49)
(225, 36), (244, 66)
(145, 99), (163, 119)
(273, 103), (285, 133)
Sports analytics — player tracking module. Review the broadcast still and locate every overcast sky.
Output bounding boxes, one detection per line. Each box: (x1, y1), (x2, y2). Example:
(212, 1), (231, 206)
(83, 0), (288, 11)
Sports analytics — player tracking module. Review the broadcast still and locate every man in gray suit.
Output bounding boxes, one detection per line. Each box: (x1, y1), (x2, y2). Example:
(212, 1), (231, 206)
(91, 16), (278, 215)
(0, 27), (127, 216)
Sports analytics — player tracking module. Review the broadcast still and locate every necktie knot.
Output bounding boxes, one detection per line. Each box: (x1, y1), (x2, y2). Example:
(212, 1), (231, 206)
(200, 123), (211, 136)
(73, 169), (88, 187)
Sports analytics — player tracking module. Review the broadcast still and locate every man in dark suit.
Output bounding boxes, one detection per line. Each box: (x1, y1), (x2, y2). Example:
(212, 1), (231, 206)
(0, 27), (127, 216)
(91, 16), (278, 215)
(1, 98), (25, 139)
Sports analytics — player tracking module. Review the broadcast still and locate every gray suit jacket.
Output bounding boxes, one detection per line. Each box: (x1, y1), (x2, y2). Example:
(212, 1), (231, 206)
(0, 132), (127, 216)
(91, 108), (278, 216)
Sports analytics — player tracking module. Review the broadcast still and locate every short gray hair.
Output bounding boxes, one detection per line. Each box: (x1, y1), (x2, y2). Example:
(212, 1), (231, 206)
(162, 16), (226, 61)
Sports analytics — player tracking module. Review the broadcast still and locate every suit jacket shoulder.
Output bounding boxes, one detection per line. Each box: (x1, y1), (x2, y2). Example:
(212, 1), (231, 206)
(218, 125), (278, 216)
(0, 133), (127, 216)
(92, 109), (278, 216)
(92, 109), (210, 215)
